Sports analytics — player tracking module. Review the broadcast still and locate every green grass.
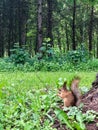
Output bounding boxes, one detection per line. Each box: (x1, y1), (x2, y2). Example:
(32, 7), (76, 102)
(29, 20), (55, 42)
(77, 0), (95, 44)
(0, 71), (97, 130)
(0, 71), (97, 89)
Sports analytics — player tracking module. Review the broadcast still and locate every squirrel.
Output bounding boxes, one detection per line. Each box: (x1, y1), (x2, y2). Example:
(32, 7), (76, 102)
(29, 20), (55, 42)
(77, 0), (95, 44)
(58, 77), (81, 107)
(58, 81), (75, 107)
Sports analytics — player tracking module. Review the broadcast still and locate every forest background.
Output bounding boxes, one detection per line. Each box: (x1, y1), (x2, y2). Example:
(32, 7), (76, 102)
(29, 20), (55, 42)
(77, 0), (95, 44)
(0, 0), (98, 71)
(0, 1), (98, 130)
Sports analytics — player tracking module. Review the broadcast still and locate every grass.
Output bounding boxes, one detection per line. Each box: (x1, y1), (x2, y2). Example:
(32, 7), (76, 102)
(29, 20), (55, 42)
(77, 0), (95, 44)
(0, 71), (97, 130)
(0, 71), (97, 89)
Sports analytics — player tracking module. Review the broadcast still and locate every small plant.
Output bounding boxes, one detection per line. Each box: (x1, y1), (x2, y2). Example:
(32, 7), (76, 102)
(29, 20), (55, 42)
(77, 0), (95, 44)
(38, 42), (54, 59)
(57, 77), (67, 88)
(80, 86), (89, 94)
(55, 105), (97, 130)
(10, 43), (30, 65)
(66, 46), (89, 64)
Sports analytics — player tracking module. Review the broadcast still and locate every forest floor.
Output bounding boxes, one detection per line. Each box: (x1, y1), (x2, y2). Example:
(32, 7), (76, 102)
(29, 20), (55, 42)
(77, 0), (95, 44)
(0, 71), (98, 129)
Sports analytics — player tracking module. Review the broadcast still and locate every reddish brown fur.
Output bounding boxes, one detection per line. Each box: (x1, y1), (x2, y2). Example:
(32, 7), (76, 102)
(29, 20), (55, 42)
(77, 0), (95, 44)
(58, 78), (81, 107)
(71, 78), (81, 106)
(58, 81), (75, 107)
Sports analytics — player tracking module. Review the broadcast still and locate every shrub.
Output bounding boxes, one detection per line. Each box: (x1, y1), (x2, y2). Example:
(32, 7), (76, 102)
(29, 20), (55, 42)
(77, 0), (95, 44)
(10, 44), (30, 65)
(0, 59), (15, 72)
(1, 58), (98, 72)
(66, 49), (89, 64)
(1, 45), (98, 72)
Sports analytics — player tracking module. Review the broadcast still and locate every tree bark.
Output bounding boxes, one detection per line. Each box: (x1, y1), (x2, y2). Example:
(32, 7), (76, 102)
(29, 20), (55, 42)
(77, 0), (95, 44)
(18, 0), (27, 47)
(66, 24), (69, 51)
(0, 0), (4, 57)
(8, 0), (14, 56)
(57, 31), (61, 51)
(88, 5), (94, 54)
(36, 0), (43, 52)
(47, 0), (53, 46)
(72, 0), (76, 50)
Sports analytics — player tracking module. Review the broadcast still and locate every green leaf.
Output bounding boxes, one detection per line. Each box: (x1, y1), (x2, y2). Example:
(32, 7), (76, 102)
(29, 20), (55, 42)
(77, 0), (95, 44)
(73, 121), (86, 130)
(55, 108), (74, 130)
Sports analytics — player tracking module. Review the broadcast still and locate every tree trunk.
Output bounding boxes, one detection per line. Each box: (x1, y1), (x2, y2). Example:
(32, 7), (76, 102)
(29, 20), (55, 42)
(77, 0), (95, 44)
(18, 0), (22, 47)
(47, 0), (53, 46)
(36, 0), (43, 52)
(0, 18), (4, 57)
(0, 0), (4, 57)
(66, 24), (69, 51)
(18, 0), (27, 47)
(8, 0), (14, 56)
(88, 5), (94, 54)
(57, 31), (61, 51)
(72, 0), (76, 50)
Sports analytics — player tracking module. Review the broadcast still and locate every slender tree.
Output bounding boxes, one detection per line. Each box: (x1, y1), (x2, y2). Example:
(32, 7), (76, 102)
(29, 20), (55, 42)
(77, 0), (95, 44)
(88, 5), (94, 54)
(72, 0), (76, 50)
(47, 0), (53, 46)
(65, 24), (69, 51)
(8, 0), (14, 56)
(18, 0), (28, 47)
(0, 0), (4, 57)
(36, 0), (43, 52)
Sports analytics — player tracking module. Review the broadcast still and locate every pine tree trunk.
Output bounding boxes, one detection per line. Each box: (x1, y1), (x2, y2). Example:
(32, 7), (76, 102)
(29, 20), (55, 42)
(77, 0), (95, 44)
(0, 23), (4, 57)
(36, 0), (43, 52)
(8, 0), (14, 56)
(66, 24), (69, 51)
(88, 5), (94, 54)
(18, 0), (27, 47)
(72, 0), (76, 50)
(57, 31), (61, 51)
(47, 0), (53, 46)
(0, 0), (4, 57)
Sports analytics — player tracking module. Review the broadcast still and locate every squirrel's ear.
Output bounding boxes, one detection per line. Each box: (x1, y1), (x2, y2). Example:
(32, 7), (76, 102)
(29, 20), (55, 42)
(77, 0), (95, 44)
(63, 81), (67, 90)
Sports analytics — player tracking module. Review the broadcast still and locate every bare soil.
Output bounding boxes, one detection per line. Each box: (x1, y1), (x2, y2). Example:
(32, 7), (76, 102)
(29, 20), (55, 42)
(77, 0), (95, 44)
(81, 84), (98, 130)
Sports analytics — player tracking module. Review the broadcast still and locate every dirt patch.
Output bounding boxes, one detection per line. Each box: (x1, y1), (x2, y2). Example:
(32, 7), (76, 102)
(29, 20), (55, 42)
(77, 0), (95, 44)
(81, 78), (98, 130)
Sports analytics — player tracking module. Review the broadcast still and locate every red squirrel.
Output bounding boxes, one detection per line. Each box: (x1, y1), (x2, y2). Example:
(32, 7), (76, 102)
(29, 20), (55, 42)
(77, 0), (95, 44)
(58, 78), (81, 107)
(58, 81), (75, 107)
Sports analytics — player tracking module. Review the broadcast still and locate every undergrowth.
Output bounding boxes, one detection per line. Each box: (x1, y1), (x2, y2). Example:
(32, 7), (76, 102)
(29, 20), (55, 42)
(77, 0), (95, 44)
(1, 45), (98, 72)
(0, 58), (98, 72)
(0, 72), (97, 129)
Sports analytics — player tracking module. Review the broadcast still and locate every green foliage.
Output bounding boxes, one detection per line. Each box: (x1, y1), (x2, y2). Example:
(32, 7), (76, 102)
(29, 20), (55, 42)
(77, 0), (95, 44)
(80, 86), (89, 94)
(57, 77), (67, 87)
(66, 46), (89, 64)
(55, 108), (74, 130)
(55, 106), (97, 130)
(0, 86), (57, 129)
(0, 45), (98, 72)
(0, 44), (92, 72)
(0, 71), (97, 129)
(38, 42), (54, 59)
(0, 59), (15, 72)
(1, 57), (98, 72)
(64, 106), (96, 123)
(10, 44), (30, 65)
